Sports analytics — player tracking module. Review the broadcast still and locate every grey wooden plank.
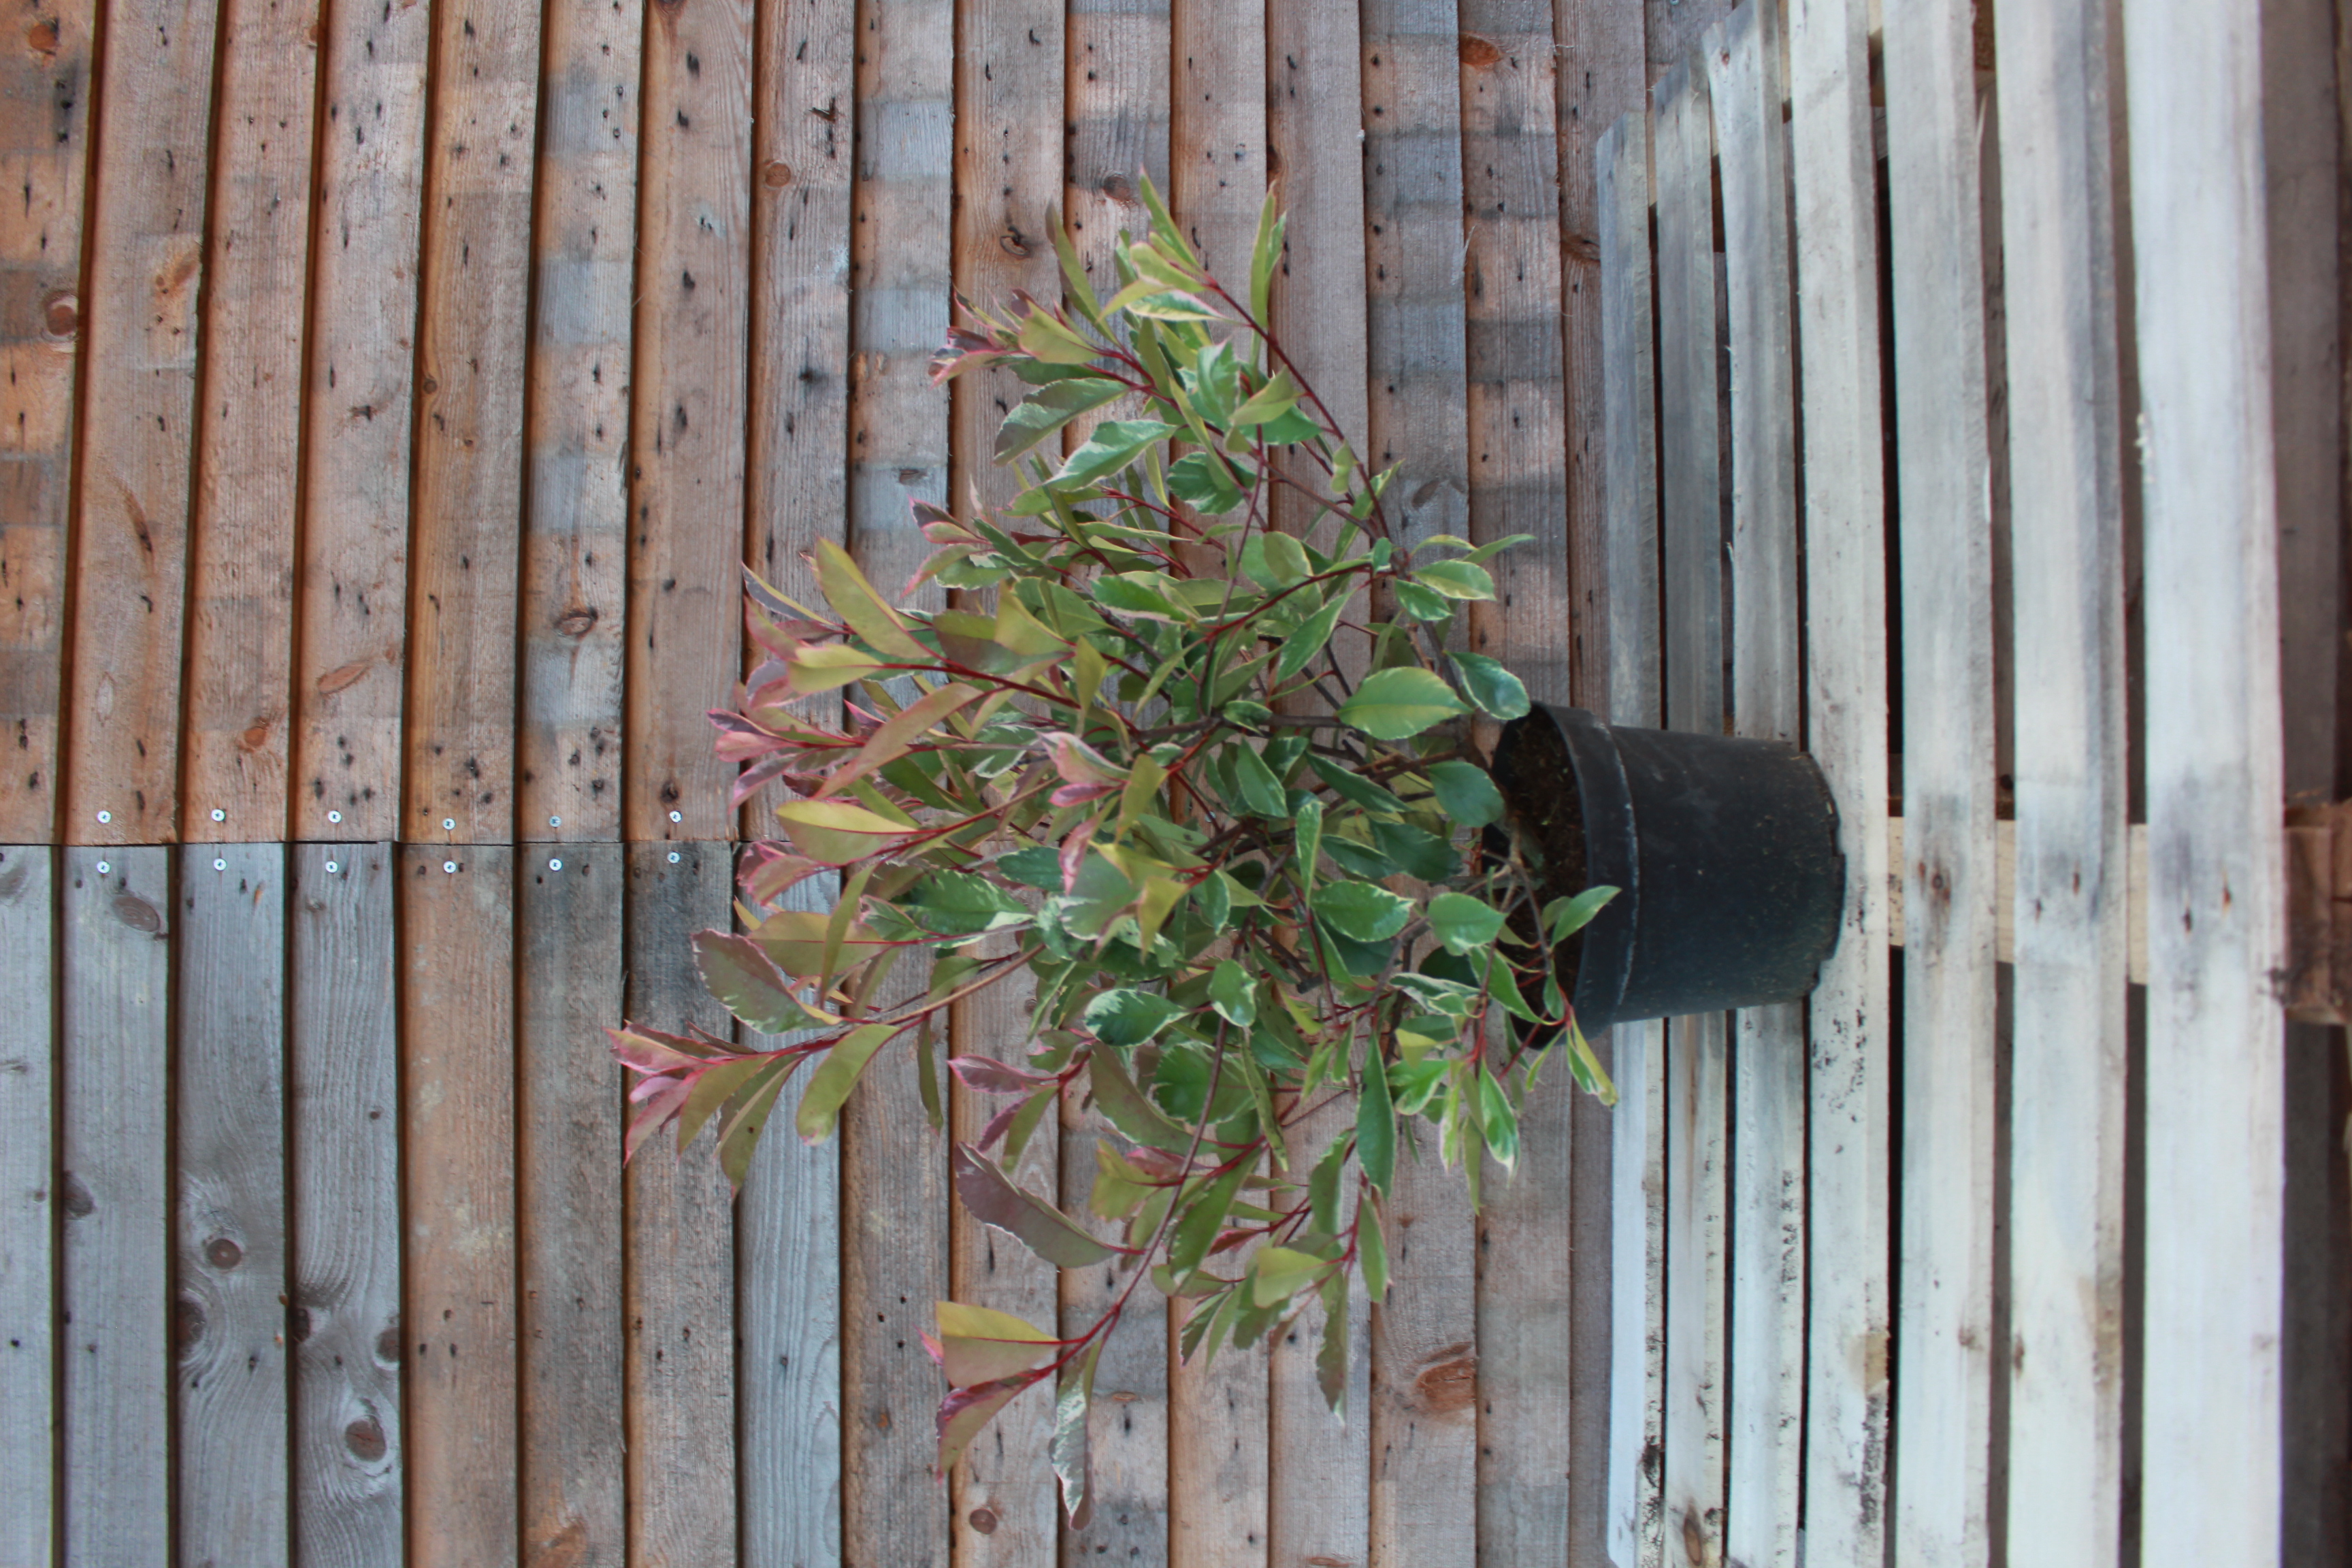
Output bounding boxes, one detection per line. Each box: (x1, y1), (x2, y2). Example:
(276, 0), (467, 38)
(2122, 0), (2289, 1559)
(624, 843), (738, 1565)
(1055, 1121), (1166, 1566)
(0, 845), (56, 1567)
(61, 844), (172, 1567)
(289, 843), (403, 1568)
(176, 844), (290, 1568)
(517, 845), (626, 1567)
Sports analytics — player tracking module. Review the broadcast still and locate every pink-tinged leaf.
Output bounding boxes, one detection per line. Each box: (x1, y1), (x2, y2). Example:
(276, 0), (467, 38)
(692, 930), (836, 1034)
(606, 1024), (715, 1076)
(738, 844), (829, 904)
(936, 1372), (1047, 1476)
(1051, 781), (1122, 807)
(975, 1092), (1034, 1152)
(1060, 817), (1100, 896)
(728, 754), (798, 809)
(949, 1056), (1058, 1096)
(951, 1143), (1117, 1268)
(1040, 732), (1130, 787)
(785, 642), (896, 696)
(770, 800), (916, 866)
(816, 682), (981, 799)
(936, 1330), (1058, 1389)
(1051, 1338), (1105, 1529)
(623, 1076), (693, 1162)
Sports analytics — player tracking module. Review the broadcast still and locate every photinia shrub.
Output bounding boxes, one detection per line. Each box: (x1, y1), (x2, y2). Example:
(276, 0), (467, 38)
(609, 178), (1618, 1526)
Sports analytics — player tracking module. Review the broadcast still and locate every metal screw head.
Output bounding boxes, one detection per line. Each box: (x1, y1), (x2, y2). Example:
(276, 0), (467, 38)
(210, 807), (226, 822)
(669, 809), (683, 823)
(325, 861), (340, 875)
(327, 810), (342, 824)
(668, 851), (681, 864)
(95, 810), (111, 824)
(95, 860), (110, 875)
(549, 858), (563, 872)
(212, 858), (226, 872)
(549, 815), (561, 828)
(442, 817), (456, 832)
(442, 860), (457, 874)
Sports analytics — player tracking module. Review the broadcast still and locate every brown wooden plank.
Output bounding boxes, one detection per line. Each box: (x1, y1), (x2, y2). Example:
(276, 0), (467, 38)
(180, 0), (319, 843)
(517, 844), (625, 1567)
(401, 0), (540, 843)
(623, 843), (738, 1564)
(1064, 0), (1170, 295)
(0, 0), (95, 842)
(0, 844), (56, 1563)
(176, 843), (290, 1567)
(290, 842), (403, 1568)
(624, 0), (752, 844)
(65, 0), (223, 844)
(400, 843), (517, 1568)
(518, 0), (640, 843)
(61, 845), (172, 1563)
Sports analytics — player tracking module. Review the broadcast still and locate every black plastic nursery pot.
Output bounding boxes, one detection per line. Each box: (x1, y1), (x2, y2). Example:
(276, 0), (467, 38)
(1489, 704), (1845, 1031)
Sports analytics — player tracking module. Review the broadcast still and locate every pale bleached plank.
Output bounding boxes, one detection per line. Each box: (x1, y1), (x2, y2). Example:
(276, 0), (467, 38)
(1707, 9), (1804, 1564)
(519, 0), (640, 842)
(401, 844), (518, 1568)
(623, 0), (753, 843)
(181, 0), (319, 842)
(1992, 0), (2129, 1561)
(740, 872), (842, 1568)
(1784, 0), (1893, 1559)
(293, 0), (431, 843)
(176, 844), (289, 1568)
(0, 0), (95, 842)
(1884, 0), (2001, 1558)
(2123, 0), (2288, 1560)
(290, 844), (402, 1568)
(623, 843), (738, 1565)
(61, 845), (172, 1564)
(517, 846), (625, 1567)
(0, 845), (55, 1564)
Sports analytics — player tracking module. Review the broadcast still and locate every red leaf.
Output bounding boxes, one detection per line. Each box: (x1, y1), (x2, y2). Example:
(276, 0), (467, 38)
(949, 1056), (1058, 1096)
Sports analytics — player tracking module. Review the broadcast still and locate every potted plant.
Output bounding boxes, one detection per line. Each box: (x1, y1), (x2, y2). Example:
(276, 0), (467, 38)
(610, 180), (1842, 1524)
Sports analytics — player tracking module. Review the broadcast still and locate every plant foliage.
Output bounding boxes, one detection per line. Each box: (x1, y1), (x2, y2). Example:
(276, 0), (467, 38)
(609, 179), (1617, 1526)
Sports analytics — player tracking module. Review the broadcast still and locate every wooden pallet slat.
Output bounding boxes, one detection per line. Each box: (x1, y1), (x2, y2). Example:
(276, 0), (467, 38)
(0, 845), (55, 1565)
(61, 845), (173, 1564)
(2121, 0), (2289, 1560)
(0, 0), (96, 841)
(65, 0), (225, 843)
(290, 843), (403, 1568)
(1783, 0), (1893, 1558)
(181, 0), (322, 843)
(401, 843), (518, 1568)
(176, 843), (290, 1568)
(293, 0), (431, 843)
(517, 845), (625, 1567)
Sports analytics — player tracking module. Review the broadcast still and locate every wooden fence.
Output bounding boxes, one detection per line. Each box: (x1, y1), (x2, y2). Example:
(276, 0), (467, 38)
(0, 0), (2345, 1565)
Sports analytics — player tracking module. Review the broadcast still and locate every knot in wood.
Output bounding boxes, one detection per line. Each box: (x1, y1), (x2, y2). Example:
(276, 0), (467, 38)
(205, 1236), (243, 1269)
(1458, 34), (1502, 67)
(344, 1417), (388, 1463)
(968, 1507), (998, 1535)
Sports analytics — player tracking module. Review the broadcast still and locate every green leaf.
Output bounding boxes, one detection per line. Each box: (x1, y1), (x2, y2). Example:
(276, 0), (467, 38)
(1321, 834), (1396, 879)
(1337, 667), (1469, 740)
(1209, 960), (1257, 1028)
(1230, 368), (1303, 429)
(772, 799), (917, 865)
(1447, 651), (1531, 720)
(1562, 1015), (1618, 1105)
(1477, 1066), (1520, 1168)
(1307, 756), (1408, 816)
(796, 1023), (897, 1142)
(998, 845), (1064, 889)
(1390, 579), (1454, 622)
(1424, 759), (1505, 828)
(1293, 798), (1324, 902)
(1308, 1135), (1349, 1233)
(1426, 892), (1507, 956)
(1544, 884), (1620, 943)
(692, 931), (832, 1033)
(1411, 559), (1497, 600)
(1088, 1047), (1193, 1151)
(1252, 1245), (1327, 1308)
(934, 1301), (1059, 1387)
(1168, 452), (1246, 514)
(1367, 818), (1458, 881)
(1274, 595), (1348, 679)
(904, 870), (1032, 936)
(996, 378), (1128, 463)
(1053, 1339), (1104, 1531)
(1316, 1272), (1350, 1414)
(1245, 529), (1312, 588)
(1054, 419), (1177, 489)
(1095, 572), (1187, 620)
(1313, 881), (1414, 943)
(814, 539), (932, 660)
(1356, 1042), (1396, 1196)
(1083, 987), (1185, 1048)
(1260, 405), (1322, 445)
(1356, 1196), (1390, 1301)
(1168, 1164), (1247, 1280)
(1226, 743), (1290, 817)
(1249, 187), (1287, 325)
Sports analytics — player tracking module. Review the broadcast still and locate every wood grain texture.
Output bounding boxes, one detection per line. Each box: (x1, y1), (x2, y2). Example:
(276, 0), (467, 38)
(402, 0), (540, 843)
(291, 0), (429, 843)
(519, 0), (640, 842)
(65, 0), (223, 844)
(2123, 0), (2288, 1559)
(1058, 1118), (1167, 1566)
(624, 0), (752, 844)
(0, 0), (95, 841)
(1707, 10), (1804, 1564)
(61, 845), (172, 1565)
(1167, 0), (1264, 278)
(1883, 0), (2001, 1558)
(0, 845), (55, 1565)
(739, 872), (843, 1568)
(180, 0), (319, 842)
(175, 843), (289, 1568)
(1993, 0), (2129, 1560)
(623, 843), (738, 1565)
(1064, 0), (1170, 302)
(400, 843), (517, 1568)
(1167, 1290), (1269, 1567)
(517, 845), (625, 1568)
(290, 843), (403, 1568)
(1784, 0), (1893, 1558)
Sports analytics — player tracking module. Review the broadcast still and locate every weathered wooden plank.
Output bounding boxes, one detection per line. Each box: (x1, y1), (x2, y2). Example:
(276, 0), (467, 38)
(181, 0), (318, 842)
(517, 845), (625, 1568)
(2123, 0), (2288, 1559)
(400, 843), (517, 1568)
(176, 843), (289, 1568)
(1883, 0), (2002, 1558)
(0, 845), (55, 1564)
(0, 0), (95, 841)
(402, 0), (540, 843)
(739, 872), (843, 1568)
(624, 843), (738, 1564)
(1595, 106), (1666, 1568)
(290, 843), (402, 1568)
(1058, 1117), (1167, 1565)
(292, 0), (430, 843)
(1784, 0), (1893, 1557)
(1707, 9), (1804, 1563)
(1169, 1290), (1270, 1567)
(65, 0), (223, 843)
(1168, 0), (1264, 278)
(1644, 0), (1738, 85)
(61, 845), (172, 1563)
(1993, 0), (2129, 1561)
(624, 0), (752, 844)
(1064, 0), (1169, 300)
(519, 0), (640, 843)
